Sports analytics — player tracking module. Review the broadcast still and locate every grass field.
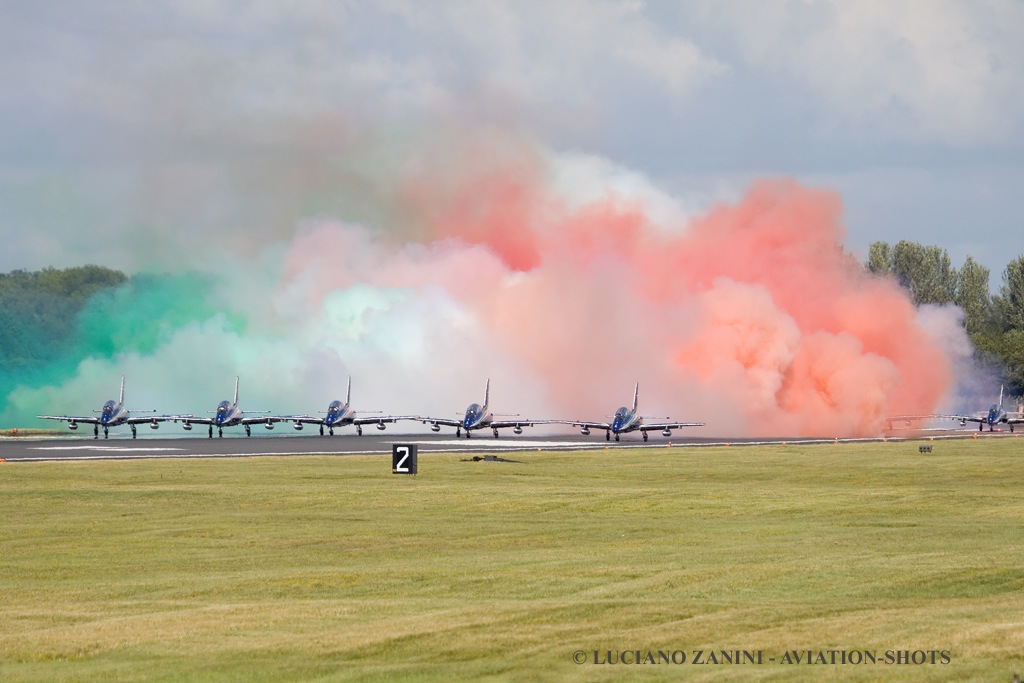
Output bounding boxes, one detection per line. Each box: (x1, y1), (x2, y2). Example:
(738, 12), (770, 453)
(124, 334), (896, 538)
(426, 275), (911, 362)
(2, 439), (1023, 682)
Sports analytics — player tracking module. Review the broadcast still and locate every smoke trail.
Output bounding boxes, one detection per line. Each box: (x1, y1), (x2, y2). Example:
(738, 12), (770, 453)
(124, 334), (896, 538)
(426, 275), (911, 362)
(268, 146), (958, 436)
(3, 133), (962, 437)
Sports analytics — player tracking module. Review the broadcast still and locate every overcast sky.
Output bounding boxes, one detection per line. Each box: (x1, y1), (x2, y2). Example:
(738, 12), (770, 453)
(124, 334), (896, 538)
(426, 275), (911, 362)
(3, 0), (1023, 284)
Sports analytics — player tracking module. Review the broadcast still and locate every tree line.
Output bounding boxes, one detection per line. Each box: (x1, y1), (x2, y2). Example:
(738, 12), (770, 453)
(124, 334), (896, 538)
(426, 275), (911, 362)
(868, 241), (1024, 395)
(0, 265), (127, 375)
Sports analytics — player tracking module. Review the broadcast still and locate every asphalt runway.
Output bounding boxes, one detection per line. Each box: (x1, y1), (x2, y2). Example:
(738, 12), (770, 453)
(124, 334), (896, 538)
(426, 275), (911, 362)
(0, 426), (1013, 462)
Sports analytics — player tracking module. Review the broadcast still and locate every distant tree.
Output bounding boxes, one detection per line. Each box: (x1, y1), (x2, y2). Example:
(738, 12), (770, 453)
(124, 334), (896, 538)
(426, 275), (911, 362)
(994, 256), (1024, 333)
(889, 240), (957, 306)
(955, 256), (993, 339)
(870, 240), (958, 306)
(867, 241), (893, 275)
(0, 265), (126, 373)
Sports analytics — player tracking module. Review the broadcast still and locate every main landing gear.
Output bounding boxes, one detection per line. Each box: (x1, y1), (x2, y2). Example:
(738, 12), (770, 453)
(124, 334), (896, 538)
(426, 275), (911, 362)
(456, 427), (461, 438)
(493, 428), (499, 438)
(642, 431), (648, 442)
(356, 425), (362, 436)
(244, 424), (251, 437)
(94, 424), (99, 439)
(209, 425), (213, 438)
(130, 424), (137, 439)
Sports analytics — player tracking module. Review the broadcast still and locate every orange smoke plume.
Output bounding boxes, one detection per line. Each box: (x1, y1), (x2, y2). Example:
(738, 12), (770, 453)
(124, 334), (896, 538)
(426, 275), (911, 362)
(281, 142), (953, 437)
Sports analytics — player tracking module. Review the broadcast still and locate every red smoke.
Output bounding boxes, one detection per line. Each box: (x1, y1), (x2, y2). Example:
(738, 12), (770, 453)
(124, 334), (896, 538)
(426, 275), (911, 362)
(281, 142), (952, 437)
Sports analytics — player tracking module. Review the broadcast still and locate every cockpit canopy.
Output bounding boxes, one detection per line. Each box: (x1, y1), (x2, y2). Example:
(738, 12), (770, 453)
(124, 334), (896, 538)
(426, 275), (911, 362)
(216, 400), (231, 415)
(464, 403), (481, 422)
(101, 400), (116, 416)
(611, 406), (632, 430)
(328, 400), (343, 414)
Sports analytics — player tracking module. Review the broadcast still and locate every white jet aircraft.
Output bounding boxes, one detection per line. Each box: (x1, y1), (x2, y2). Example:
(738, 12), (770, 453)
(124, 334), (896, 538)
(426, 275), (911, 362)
(942, 386), (1024, 433)
(421, 379), (554, 438)
(567, 382), (704, 442)
(37, 377), (168, 439)
(286, 377), (417, 436)
(176, 377), (283, 438)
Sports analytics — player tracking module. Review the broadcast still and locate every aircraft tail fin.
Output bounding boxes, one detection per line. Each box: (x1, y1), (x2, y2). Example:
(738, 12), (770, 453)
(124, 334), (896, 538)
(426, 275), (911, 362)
(1000, 385), (1005, 409)
(119, 376), (125, 405)
(484, 378), (490, 409)
(346, 376), (352, 405)
(233, 376), (239, 405)
(632, 382), (639, 412)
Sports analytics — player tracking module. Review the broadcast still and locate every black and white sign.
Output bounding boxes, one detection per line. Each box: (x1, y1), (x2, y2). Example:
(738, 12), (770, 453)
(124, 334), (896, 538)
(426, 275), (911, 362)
(392, 444), (418, 474)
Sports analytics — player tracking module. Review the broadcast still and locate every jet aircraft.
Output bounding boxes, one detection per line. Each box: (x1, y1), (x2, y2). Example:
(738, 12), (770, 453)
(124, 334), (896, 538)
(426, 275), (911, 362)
(567, 382), (704, 441)
(421, 379), (552, 438)
(943, 386), (1024, 432)
(175, 377), (282, 437)
(37, 377), (167, 439)
(287, 377), (416, 435)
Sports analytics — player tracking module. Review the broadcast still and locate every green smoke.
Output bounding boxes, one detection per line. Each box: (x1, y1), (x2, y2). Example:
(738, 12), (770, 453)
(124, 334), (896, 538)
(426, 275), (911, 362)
(0, 266), (240, 422)
(75, 272), (244, 357)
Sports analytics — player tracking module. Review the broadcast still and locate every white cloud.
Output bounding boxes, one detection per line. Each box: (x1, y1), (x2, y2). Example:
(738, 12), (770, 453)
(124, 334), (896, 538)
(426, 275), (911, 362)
(2, 0), (1024, 280)
(704, 0), (1024, 144)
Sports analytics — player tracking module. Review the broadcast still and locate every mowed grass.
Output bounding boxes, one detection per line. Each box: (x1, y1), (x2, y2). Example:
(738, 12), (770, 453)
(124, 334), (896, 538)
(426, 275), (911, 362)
(2, 440), (1024, 682)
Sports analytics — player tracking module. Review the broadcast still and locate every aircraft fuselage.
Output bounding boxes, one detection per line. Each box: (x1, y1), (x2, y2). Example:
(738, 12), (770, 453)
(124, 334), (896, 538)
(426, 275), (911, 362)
(325, 400), (356, 427)
(462, 402), (493, 431)
(214, 401), (245, 427)
(99, 400), (130, 427)
(986, 404), (1007, 427)
(611, 406), (641, 434)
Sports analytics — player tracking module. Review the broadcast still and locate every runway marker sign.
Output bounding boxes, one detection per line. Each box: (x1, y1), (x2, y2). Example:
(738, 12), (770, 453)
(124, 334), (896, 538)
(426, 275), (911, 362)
(392, 444), (418, 475)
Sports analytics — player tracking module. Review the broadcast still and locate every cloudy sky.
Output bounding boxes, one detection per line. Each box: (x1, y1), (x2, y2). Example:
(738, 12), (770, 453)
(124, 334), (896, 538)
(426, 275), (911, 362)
(3, 0), (1022, 279)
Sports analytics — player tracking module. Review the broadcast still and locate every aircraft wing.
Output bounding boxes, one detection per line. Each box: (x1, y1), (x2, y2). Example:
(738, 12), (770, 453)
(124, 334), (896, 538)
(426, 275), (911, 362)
(240, 415), (287, 426)
(638, 421), (705, 431)
(487, 418), (560, 429)
(125, 415), (172, 425)
(172, 415), (214, 426)
(353, 415), (418, 426)
(1006, 415), (1024, 425)
(567, 420), (612, 430)
(285, 415), (325, 425)
(883, 414), (960, 427)
(37, 415), (100, 425)
(421, 417), (463, 428)
(932, 414), (984, 426)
